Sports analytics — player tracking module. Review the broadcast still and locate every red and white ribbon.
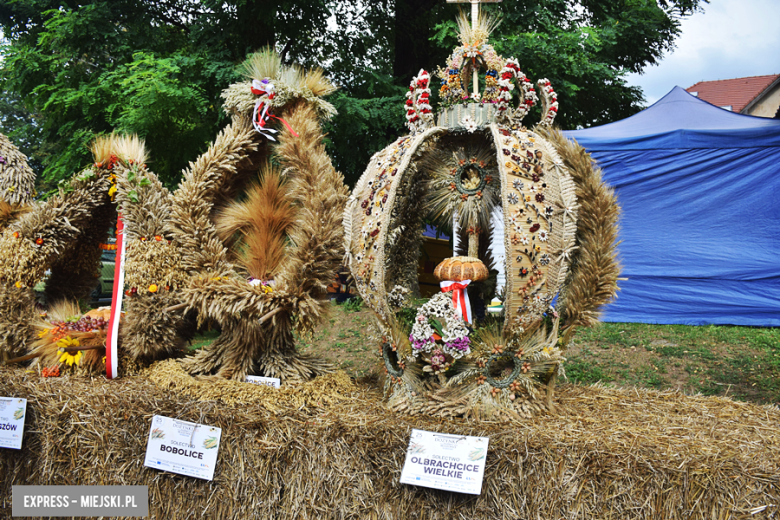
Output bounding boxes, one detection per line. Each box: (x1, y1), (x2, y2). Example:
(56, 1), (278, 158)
(251, 79), (278, 141)
(250, 79), (299, 141)
(441, 279), (472, 324)
(105, 213), (126, 379)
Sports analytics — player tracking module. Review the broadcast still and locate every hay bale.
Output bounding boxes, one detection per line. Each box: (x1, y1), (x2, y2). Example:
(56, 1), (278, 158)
(1, 366), (778, 519)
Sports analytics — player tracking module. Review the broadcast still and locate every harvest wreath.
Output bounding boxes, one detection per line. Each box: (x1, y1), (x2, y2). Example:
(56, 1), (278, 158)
(0, 50), (347, 386)
(122, 50), (346, 383)
(344, 7), (620, 419)
(0, 133), (171, 374)
(0, 135), (119, 362)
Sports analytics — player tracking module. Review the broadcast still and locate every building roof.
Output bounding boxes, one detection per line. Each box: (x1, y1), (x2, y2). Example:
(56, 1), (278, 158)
(686, 74), (780, 113)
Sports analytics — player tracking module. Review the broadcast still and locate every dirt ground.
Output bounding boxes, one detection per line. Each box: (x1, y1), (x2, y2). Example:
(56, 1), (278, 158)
(295, 303), (382, 379)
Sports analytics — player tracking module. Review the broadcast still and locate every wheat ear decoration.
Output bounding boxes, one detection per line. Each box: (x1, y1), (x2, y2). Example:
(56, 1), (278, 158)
(0, 137), (116, 358)
(536, 127), (621, 343)
(114, 135), (192, 363)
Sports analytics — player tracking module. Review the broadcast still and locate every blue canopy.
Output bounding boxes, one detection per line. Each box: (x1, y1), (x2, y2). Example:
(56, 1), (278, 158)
(564, 86), (780, 326)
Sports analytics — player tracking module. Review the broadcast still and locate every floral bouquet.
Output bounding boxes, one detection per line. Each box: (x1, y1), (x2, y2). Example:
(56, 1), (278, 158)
(409, 292), (471, 374)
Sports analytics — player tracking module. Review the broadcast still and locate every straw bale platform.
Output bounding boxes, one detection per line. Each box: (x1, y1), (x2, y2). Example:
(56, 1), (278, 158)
(1, 361), (778, 519)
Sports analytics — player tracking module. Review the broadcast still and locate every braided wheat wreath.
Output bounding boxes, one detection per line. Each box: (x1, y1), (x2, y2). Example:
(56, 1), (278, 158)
(0, 133), (176, 371)
(0, 51), (347, 387)
(0, 136), (120, 361)
(146, 50), (349, 383)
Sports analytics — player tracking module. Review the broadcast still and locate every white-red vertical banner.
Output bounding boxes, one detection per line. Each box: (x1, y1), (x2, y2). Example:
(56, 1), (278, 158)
(105, 213), (126, 379)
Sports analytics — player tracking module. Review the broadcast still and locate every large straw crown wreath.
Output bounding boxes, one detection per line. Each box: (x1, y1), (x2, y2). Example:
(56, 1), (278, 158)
(344, 10), (620, 419)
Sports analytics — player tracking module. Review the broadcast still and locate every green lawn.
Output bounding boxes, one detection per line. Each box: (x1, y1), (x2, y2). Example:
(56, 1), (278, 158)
(188, 300), (780, 405)
(567, 322), (780, 404)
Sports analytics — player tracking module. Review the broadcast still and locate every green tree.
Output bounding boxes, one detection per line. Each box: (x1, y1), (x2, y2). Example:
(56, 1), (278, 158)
(0, 0), (330, 189)
(0, 89), (45, 175)
(0, 0), (707, 190)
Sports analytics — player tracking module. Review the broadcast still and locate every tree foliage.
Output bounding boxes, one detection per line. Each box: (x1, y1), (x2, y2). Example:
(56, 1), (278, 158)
(430, 0), (707, 129)
(0, 0), (706, 190)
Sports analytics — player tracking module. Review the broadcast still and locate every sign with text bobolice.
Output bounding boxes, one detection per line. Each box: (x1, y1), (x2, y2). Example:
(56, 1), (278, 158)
(245, 375), (281, 389)
(143, 416), (221, 481)
(399, 429), (489, 495)
(0, 398), (27, 450)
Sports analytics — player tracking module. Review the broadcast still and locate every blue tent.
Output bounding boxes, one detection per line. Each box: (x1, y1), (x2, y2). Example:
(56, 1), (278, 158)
(564, 86), (780, 326)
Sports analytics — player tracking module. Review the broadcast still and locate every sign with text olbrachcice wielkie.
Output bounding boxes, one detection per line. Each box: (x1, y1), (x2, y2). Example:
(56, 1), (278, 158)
(143, 415), (222, 481)
(0, 397), (27, 450)
(400, 429), (489, 495)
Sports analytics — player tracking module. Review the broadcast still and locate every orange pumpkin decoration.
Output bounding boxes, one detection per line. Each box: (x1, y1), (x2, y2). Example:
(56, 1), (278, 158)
(433, 256), (489, 282)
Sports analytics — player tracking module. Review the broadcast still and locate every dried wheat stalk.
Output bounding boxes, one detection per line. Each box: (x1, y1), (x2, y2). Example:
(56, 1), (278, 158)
(0, 136), (117, 359)
(112, 134), (194, 362)
(180, 97), (348, 382)
(537, 127), (621, 342)
(0, 132), (36, 209)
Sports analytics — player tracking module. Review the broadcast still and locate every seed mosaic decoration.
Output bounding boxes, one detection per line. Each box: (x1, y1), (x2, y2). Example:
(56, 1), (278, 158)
(344, 7), (620, 419)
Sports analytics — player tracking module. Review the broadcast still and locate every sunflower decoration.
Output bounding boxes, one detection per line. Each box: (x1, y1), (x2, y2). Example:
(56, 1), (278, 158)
(421, 138), (499, 257)
(57, 336), (83, 367)
(23, 300), (108, 374)
(108, 174), (118, 201)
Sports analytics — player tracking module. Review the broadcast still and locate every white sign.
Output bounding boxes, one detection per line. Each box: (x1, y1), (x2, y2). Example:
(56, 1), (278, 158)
(399, 429), (489, 495)
(246, 375), (281, 389)
(143, 415), (222, 481)
(0, 398), (27, 450)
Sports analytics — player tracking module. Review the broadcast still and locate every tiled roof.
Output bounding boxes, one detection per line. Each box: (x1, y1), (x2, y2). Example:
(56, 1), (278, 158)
(686, 74), (780, 113)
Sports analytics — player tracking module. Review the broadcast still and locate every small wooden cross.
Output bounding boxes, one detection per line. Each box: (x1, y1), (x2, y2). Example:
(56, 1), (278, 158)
(446, 0), (502, 97)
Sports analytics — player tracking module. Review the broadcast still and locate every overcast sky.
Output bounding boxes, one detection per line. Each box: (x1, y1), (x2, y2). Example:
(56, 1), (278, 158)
(626, 0), (780, 106)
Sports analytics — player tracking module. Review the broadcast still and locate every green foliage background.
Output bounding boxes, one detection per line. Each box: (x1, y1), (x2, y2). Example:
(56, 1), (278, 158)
(0, 0), (706, 192)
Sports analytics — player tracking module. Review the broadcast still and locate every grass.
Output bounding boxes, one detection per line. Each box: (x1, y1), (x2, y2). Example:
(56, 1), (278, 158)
(567, 322), (780, 404)
(189, 329), (221, 350)
(340, 296), (364, 313)
(186, 300), (780, 405)
(293, 298), (377, 377)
